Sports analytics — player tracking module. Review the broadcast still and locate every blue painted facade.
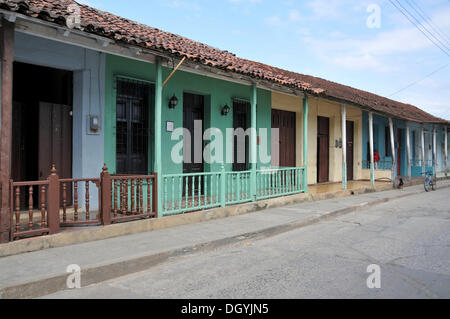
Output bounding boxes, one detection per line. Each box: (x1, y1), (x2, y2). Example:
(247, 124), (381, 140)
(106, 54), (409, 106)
(362, 112), (407, 177)
(362, 111), (448, 179)
(12, 32), (106, 208)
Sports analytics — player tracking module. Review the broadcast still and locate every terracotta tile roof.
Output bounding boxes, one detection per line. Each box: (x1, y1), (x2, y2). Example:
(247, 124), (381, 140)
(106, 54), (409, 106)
(1, 0), (448, 124)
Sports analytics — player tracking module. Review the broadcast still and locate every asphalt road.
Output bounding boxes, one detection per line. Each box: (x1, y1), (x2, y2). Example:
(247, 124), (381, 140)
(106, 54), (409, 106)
(44, 186), (450, 299)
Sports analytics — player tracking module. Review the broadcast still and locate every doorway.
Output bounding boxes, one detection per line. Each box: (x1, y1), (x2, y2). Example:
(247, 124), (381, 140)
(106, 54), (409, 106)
(397, 128), (402, 176)
(346, 121), (354, 181)
(233, 100), (250, 172)
(272, 109), (296, 167)
(183, 93), (204, 196)
(115, 78), (151, 175)
(12, 62), (73, 206)
(317, 116), (330, 183)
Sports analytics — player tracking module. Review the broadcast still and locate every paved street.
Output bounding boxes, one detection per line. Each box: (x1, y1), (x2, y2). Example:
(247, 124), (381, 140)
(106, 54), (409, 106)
(43, 186), (450, 299)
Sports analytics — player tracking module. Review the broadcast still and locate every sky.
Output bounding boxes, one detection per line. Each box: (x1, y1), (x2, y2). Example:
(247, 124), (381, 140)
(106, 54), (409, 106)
(77, 0), (450, 120)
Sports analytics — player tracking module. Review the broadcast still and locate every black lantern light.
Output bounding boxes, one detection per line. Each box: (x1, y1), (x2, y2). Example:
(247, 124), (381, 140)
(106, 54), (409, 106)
(168, 94), (178, 109)
(221, 104), (231, 116)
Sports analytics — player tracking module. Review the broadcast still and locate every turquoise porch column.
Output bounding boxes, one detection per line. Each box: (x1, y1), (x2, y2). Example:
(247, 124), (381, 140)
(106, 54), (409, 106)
(154, 57), (163, 214)
(302, 95), (309, 193)
(250, 84), (257, 200)
(369, 112), (375, 186)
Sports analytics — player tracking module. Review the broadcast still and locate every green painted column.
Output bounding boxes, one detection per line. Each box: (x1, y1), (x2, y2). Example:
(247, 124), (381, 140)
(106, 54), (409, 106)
(154, 57), (163, 214)
(302, 95), (309, 193)
(250, 84), (257, 201)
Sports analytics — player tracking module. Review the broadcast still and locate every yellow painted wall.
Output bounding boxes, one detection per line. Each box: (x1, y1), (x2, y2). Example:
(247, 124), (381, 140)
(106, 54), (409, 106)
(361, 169), (391, 180)
(271, 92), (303, 167)
(308, 97), (363, 185)
(272, 93), (363, 185)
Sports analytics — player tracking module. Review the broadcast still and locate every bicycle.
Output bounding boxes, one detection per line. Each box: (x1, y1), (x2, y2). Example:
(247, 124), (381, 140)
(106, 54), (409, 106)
(424, 171), (437, 192)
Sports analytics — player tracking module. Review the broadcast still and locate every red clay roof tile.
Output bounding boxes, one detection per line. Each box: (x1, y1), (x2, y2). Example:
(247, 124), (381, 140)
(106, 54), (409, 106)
(1, 0), (448, 124)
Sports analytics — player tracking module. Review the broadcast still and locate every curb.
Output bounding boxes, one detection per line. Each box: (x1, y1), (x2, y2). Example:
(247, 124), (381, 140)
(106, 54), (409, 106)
(0, 178), (443, 258)
(2, 183), (448, 299)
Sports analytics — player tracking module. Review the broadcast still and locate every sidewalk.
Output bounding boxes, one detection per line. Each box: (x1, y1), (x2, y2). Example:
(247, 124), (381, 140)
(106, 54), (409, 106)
(1, 180), (449, 298)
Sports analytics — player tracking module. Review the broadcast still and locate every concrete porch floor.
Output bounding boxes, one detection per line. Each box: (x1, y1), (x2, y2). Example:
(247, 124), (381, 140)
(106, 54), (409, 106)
(308, 180), (391, 194)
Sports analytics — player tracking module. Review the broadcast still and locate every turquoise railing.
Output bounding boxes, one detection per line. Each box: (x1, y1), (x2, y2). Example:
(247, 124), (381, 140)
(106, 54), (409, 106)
(162, 166), (305, 215)
(225, 171), (252, 205)
(256, 167), (305, 200)
(162, 172), (222, 216)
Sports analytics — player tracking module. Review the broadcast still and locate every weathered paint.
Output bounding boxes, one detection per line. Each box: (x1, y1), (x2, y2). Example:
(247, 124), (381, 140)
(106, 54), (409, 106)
(341, 104), (347, 189)
(308, 97), (363, 185)
(272, 93), (363, 186)
(302, 96), (309, 193)
(362, 112), (410, 178)
(104, 54), (272, 177)
(271, 92), (303, 167)
(11, 32), (105, 209)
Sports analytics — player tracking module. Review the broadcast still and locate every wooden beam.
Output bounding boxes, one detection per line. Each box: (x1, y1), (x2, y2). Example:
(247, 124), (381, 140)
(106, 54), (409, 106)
(0, 18), (15, 243)
(162, 56), (186, 88)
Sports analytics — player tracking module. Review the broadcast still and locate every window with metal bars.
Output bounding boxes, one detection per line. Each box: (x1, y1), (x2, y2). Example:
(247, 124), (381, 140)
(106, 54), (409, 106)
(116, 78), (152, 175)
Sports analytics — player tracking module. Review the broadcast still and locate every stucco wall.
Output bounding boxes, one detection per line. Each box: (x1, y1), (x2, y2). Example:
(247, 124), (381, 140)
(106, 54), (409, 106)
(271, 92), (303, 168)
(272, 94), (363, 185)
(105, 54), (272, 176)
(14, 32), (105, 181)
(307, 97), (363, 185)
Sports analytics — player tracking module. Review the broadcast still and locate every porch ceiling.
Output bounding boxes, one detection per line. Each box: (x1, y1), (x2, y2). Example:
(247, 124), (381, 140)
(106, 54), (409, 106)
(1, 0), (448, 125)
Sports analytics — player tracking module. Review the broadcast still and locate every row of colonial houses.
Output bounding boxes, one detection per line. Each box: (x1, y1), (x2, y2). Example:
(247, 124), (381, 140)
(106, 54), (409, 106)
(0, 0), (448, 243)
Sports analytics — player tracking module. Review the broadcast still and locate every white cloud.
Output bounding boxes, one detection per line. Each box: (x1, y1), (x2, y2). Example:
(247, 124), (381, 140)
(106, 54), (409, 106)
(264, 15), (282, 27)
(288, 9), (301, 22)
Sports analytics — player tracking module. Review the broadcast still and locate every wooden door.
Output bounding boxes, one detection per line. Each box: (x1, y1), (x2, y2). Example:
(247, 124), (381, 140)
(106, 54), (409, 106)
(233, 100), (249, 172)
(12, 102), (25, 182)
(272, 110), (296, 167)
(346, 121), (354, 181)
(317, 116), (330, 183)
(39, 102), (72, 177)
(183, 94), (204, 196)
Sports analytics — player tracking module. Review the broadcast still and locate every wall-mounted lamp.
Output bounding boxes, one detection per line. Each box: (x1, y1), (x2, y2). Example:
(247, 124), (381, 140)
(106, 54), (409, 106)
(89, 115), (100, 134)
(221, 104), (231, 116)
(168, 94), (178, 109)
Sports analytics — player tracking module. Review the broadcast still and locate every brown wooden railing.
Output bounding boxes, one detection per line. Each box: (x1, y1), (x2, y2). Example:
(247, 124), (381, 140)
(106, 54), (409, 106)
(9, 164), (157, 241)
(10, 180), (51, 240)
(59, 178), (101, 227)
(108, 174), (157, 224)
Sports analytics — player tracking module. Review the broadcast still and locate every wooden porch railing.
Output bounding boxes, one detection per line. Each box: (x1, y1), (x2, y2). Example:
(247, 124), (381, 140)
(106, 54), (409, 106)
(9, 164), (157, 241)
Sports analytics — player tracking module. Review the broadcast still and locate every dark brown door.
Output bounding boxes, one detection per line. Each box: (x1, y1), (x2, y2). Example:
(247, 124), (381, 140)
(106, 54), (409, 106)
(233, 100), (249, 172)
(39, 103), (73, 206)
(317, 116), (329, 183)
(12, 102), (25, 182)
(272, 110), (296, 167)
(346, 121), (354, 181)
(183, 93), (204, 196)
(38, 103), (72, 180)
